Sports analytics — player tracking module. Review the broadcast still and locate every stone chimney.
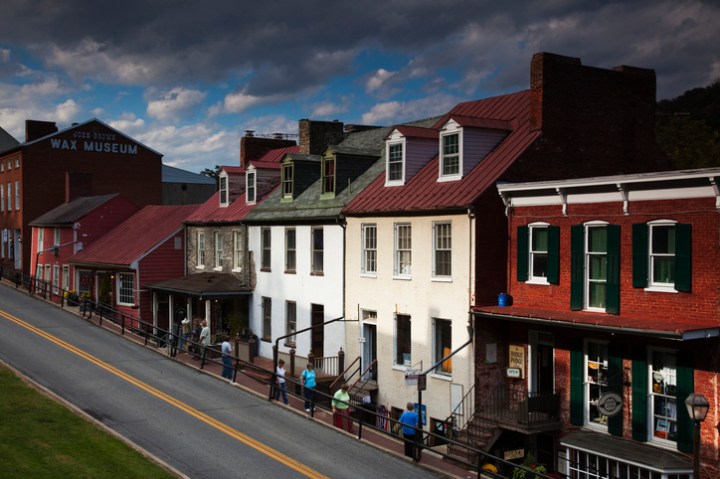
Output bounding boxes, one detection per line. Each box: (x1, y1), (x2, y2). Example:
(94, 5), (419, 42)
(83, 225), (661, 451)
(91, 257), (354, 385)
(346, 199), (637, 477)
(26, 120), (58, 142)
(298, 119), (345, 155)
(240, 135), (296, 167)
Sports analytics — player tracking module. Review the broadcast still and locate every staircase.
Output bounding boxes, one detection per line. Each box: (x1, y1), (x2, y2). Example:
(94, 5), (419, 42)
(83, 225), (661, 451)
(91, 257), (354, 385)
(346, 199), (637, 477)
(446, 413), (501, 463)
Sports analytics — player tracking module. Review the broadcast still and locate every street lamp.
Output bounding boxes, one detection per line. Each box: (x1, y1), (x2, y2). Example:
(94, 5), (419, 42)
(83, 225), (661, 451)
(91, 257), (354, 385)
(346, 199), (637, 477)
(685, 393), (709, 479)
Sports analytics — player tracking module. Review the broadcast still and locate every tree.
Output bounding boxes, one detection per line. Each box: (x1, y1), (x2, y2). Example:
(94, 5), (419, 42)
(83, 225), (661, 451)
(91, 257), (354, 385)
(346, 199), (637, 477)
(199, 165), (221, 188)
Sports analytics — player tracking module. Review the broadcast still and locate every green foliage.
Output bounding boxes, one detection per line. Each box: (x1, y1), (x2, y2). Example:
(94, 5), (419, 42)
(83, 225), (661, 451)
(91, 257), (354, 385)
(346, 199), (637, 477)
(226, 310), (247, 337)
(199, 165), (221, 188)
(512, 452), (547, 479)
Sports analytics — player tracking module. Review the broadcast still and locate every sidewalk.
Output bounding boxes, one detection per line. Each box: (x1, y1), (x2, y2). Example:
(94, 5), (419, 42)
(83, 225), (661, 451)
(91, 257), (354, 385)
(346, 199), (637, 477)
(44, 298), (477, 479)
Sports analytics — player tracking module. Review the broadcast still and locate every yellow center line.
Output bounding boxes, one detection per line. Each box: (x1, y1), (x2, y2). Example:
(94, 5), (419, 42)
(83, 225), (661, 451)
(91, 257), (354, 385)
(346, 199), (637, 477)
(0, 309), (329, 479)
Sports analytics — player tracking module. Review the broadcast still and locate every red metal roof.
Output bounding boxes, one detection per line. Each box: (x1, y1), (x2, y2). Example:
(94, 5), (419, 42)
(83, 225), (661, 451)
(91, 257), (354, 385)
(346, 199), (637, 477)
(473, 305), (720, 340)
(185, 191), (256, 223)
(345, 91), (538, 215)
(70, 204), (198, 267)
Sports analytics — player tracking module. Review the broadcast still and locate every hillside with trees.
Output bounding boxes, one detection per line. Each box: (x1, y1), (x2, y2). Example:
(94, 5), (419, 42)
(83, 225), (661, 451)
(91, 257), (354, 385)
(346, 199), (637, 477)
(656, 80), (720, 169)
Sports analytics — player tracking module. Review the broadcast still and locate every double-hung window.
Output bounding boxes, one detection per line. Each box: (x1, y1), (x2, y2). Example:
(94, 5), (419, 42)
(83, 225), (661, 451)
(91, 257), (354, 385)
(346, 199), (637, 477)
(14, 181), (19, 211)
(233, 232), (242, 271)
(285, 301), (296, 345)
(433, 318), (452, 375)
(54, 227), (60, 247)
(633, 221), (691, 292)
(432, 222), (452, 278)
(311, 227), (323, 274)
(262, 297), (272, 341)
(197, 231), (205, 268)
(117, 272), (134, 305)
(214, 232), (223, 269)
(246, 170), (256, 204)
(0, 184), (4, 212)
(37, 228), (44, 253)
(585, 340), (609, 430)
(322, 157), (335, 196)
(261, 227), (271, 270)
(285, 228), (296, 272)
(361, 223), (377, 275)
(570, 222), (620, 314)
(282, 164), (293, 199)
(7, 182), (11, 211)
(387, 142), (403, 183)
(394, 314), (411, 367)
(649, 349), (678, 444)
(440, 132), (460, 178)
(394, 223), (412, 277)
(219, 174), (228, 206)
(518, 223), (559, 284)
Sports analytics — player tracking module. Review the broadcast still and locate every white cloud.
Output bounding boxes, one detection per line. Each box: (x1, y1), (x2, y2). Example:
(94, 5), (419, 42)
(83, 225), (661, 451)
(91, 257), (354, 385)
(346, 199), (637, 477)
(0, 49), (9, 63)
(55, 99), (80, 123)
(310, 99), (349, 118)
(223, 89), (266, 113)
(362, 94), (459, 125)
(146, 87), (207, 122)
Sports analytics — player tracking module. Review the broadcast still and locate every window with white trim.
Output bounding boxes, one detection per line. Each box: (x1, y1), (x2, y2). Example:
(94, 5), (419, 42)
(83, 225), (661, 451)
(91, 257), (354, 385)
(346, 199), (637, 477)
(649, 221), (676, 287)
(529, 223), (549, 281)
(361, 223), (377, 275)
(197, 231), (205, 268)
(14, 180), (19, 210)
(285, 228), (296, 272)
(54, 227), (60, 247)
(394, 314), (411, 367)
(37, 228), (44, 253)
(261, 227), (271, 270)
(394, 223), (411, 277)
(432, 222), (451, 277)
(7, 182), (11, 211)
(433, 318), (452, 375)
(585, 340), (609, 430)
(311, 227), (323, 274)
(322, 157), (335, 195)
(62, 265), (69, 292)
(586, 223), (608, 311)
(0, 184), (4, 212)
(387, 142), (404, 183)
(233, 232), (243, 271)
(117, 272), (135, 305)
(219, 173), (228, 206)
(52, 265), (59, 295)
(262, 296), (272, 341)
(285, 301), (296, 344)
(649, 349), (678, 444)
(214, 232), (223, 269)
(440, 132), (460, 178)
(564, 447), (691, 479)
(246, 170), (256, 204)
(282, 163), (293, 199)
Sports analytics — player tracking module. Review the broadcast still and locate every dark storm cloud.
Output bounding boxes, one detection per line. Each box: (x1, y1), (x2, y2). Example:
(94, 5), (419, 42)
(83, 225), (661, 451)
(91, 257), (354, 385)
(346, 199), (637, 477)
(1, 0), (718, 99)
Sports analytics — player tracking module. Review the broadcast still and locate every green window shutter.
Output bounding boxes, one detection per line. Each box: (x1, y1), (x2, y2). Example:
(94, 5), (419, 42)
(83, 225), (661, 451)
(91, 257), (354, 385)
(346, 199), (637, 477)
(675, 354), (694, 453)
(607, 343), (623, 436)
(631, 354), (648, 441)
(570, 225), (584, 310)
(632, 223), (648, 288)
(606, 225), (621, 315)
(570, 348), (584, 426)
(517, 226), (529, 282)
(675, 223), (692, 292)
(547, 226), (560, 284)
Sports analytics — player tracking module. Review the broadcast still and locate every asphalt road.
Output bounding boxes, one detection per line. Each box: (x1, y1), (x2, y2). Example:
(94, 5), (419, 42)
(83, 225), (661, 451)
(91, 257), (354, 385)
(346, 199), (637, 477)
(0, 284), (445, 479)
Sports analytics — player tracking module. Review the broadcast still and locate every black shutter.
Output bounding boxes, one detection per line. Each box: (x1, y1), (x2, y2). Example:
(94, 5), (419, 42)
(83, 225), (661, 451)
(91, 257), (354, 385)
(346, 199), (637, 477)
(675, 223), (692, 292)
(606, 225), (620, 315)
(517, 226), (529, 282)
(632, 223), (648, 288)
(547, 226), (560, 285)
(632, 353), (648, 442)
(570, 348), (584, 426)
(675, 353), (694, 453)
(570, 225), (584, 310)
(607, 343), (623, 436)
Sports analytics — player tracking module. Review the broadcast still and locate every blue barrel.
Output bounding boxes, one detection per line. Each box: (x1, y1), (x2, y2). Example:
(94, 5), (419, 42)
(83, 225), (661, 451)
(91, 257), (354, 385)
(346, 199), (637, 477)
(498, 293), (509, 307)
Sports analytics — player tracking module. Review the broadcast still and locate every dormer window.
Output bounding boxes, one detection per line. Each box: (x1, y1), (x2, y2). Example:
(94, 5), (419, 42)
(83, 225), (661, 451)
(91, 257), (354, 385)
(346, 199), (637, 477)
(321, 157), (335, 196)
(282, 163), (293, 200)
(440, 132), (461, 179)
(246, 169), (256, 204)
(387, 142), (404, 184)
(219, 173), (229, 206)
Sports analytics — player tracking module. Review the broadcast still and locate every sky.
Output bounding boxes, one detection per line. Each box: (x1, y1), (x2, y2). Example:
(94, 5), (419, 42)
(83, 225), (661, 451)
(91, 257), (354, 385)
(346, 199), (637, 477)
(1, 1), (719, 174)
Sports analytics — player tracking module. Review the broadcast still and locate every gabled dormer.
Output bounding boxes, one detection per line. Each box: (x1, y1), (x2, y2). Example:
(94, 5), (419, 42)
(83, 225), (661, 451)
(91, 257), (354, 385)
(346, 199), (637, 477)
(321, 146), (379, 199)
(218, 166), (246, 207)
(384, 126), (438, 186)
(437, 116), (509, 182)
(280, 153), (321, 202)
(246, 166), (257, 204)
(218, 171), (230, 206)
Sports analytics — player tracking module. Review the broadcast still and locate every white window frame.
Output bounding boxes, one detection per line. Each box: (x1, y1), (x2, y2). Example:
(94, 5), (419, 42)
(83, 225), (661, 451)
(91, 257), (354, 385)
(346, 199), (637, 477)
(37, 228), (44, 253)
(117, 272), (135, 306)
(647, 219), (678, 292)
(285, 300), (297, 344)
(261, 227), (271, 270)
(262, 296), (272, 341)
(214, 232), (223, 270)
(528, 222), (550, 284)
(648, 348), (679, 447)
(439, 130), (462, 180)
(584, 221), (609, 312)
(281, 163), (293, 199)
(62, 265), (69, 292)
(393, 223), (412, 278)
(233, 231), (242, 272)
(361, 223), (377, 276)
(7, 182), (11, 211)
(14, 180), (19, 211)
(584, 339), (609, 432)
(246, 169), (256, 204)
(196, 231), (205, 269)
(219, 173), (229, 206)
(311, 226), (323, 274)
(0, 184), (4, 212)
(52, 265), (60, 295)
(432, 318), (452, 376)
(432, 221), (452, 279)
(285, 227), (296, 272)
(386, 140), (405, 185)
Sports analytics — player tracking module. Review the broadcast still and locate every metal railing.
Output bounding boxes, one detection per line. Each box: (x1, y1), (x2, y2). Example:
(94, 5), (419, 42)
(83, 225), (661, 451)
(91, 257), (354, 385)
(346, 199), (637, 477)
(475, 386), (561, 432)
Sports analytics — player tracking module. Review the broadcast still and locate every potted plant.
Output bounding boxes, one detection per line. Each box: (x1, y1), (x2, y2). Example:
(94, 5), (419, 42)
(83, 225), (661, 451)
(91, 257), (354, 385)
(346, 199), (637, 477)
(64, 290), (79, 306)
(512, 452), (548, 479)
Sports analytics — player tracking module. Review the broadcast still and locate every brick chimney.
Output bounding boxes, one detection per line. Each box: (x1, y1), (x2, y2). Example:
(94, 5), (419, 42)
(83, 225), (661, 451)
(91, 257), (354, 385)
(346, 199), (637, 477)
(298, 119), (345, 155)
(26, 120), (58, 142)
(240, 135), (296, 167)
(66, 172), (93, 202)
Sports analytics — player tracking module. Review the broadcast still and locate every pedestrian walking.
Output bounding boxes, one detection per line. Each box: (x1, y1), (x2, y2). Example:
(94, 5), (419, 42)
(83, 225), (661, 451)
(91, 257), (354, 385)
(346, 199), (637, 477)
(180, 317), (191, 352)
(221, 335), (233, 380)
(398, 402), (419, 460)
(300, 362), (316, 415)
(199, 320), (210, 359)
(191, 319), (202, 358)
(332, 383), (353, 433)
(274, 359), (289, 404)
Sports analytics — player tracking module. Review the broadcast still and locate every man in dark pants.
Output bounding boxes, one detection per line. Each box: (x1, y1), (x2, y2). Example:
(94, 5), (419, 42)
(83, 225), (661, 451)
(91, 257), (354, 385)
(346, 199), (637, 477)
(399, 402), (419, 460)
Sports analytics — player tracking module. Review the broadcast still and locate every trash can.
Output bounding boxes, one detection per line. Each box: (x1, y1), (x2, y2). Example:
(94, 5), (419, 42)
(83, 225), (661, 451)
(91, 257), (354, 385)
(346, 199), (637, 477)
(498, 293), (509, 307)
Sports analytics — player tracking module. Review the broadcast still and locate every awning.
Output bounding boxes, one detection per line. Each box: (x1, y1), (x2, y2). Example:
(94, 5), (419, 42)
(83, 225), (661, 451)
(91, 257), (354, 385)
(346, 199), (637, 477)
(145, 272), (252, 299)
(472, 305), (720, 341)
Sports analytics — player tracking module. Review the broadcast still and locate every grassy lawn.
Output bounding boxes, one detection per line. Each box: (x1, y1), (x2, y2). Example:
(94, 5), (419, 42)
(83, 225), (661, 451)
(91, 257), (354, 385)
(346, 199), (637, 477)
(0, 363), (177, 479)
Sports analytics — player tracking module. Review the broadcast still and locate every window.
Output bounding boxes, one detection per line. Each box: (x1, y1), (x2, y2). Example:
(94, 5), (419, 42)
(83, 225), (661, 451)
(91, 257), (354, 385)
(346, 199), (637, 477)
(52, 265), (59, 295)
(44, 264), (51, 282)
(62, 265), (69, 291)
(261, 227), (271, 270)
(233, 232), (243, 271)
(564, 448), (692, 479)
(117, 272), (135, 305)
(440, 132), (460, 177)
(285, 301), (296, 344)
(322, 157), (335, 195)
(585, 340), (609, 429)
(433, 222), (452, 277)
(311, 227), (323, 274)
(14, 158), (19, 168)
(246, 170), (256, 204)
(214, 232), (223, 269)
(36, 263), (42, 280)
(361, 224), (377, 275)
(197, 231), (205, 268)
(570, 223), (620, 314)
(282, 163), (293, 199)
(15, 180), (19, 211)
(387, 142), (403, 182)
(0, 184), (4, 212)
(394, 223), (412, 277)
(633, 221), (691, 293)
(433, 318), (452, 375)
(54, 227), (60, 247)
(395, 314), (411, 367)
(37, 228), (44, 253)
(219, 174), (228, 206)
(262, 297), (272, 341)
(7, 182), (11, 211)
(650, 349), (678, 444)
(285, 228), (296, 272)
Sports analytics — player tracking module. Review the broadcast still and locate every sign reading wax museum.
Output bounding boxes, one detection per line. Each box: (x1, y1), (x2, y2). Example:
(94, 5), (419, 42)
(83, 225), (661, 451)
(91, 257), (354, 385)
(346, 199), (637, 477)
(49, 130), (138, 156)
(508, 345), (525, 379)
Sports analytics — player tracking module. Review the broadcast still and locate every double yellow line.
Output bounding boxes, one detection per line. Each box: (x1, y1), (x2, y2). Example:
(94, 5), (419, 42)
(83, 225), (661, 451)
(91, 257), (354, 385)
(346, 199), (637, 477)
(0, 309), (328, 479)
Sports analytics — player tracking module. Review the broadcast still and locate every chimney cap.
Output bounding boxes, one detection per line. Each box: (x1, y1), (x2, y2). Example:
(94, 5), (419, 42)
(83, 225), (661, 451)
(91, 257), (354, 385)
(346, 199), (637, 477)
(245, 130), (255, 137)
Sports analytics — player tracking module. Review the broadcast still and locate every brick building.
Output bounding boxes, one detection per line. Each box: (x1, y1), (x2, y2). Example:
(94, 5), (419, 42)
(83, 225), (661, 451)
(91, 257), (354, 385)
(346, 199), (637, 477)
(472, 168), (720, 478)
(0, 119), (163, 275)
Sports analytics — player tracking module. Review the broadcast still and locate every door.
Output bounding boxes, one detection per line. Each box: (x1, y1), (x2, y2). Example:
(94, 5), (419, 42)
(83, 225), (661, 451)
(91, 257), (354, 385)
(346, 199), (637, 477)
(362, 323), (377, 380)
(530, 330), (555, 396)
(311, 304), (324, 357)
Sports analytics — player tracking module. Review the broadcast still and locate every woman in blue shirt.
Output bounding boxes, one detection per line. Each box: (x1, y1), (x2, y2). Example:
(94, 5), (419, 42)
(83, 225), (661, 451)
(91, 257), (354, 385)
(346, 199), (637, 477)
(300, 363), (317, 414)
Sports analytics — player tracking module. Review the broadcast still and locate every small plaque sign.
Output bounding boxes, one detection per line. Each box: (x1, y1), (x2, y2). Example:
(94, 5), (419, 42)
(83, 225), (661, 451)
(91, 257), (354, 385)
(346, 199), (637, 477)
(506, 368), (521, 378)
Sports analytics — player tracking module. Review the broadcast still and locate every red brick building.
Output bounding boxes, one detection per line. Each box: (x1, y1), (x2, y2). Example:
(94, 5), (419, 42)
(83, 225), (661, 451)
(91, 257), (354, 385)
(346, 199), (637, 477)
(0, 119), (163, 275)
(473, 168), (720, 478)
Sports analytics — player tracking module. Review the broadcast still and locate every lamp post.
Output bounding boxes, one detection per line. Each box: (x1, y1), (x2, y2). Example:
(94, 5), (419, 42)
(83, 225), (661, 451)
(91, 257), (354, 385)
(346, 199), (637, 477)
(685, 393), (709, 479)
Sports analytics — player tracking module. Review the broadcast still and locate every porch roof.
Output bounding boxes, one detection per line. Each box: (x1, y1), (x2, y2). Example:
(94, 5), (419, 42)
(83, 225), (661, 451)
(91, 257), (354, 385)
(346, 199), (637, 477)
(472, 305), (720, 341)
(145, 272), (252, 299)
